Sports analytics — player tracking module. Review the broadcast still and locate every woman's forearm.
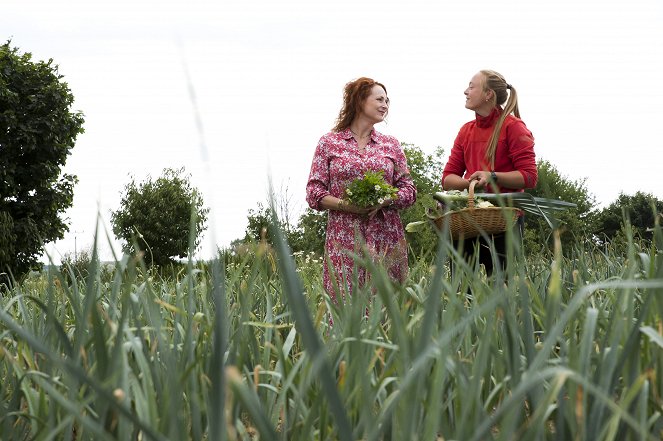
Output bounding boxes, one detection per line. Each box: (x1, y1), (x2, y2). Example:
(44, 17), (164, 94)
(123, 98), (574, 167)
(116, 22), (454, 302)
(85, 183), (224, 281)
(444, 170), (527, 191)
(319, 195), (346, 212)
(319, 195), (370, 214)
(442, 174), (470, 191)
(492, 170), (526, 189)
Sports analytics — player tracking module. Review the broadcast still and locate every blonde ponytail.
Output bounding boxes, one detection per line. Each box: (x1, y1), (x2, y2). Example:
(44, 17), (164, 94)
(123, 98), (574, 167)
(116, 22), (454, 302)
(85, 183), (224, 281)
(481, 70), (520, 168)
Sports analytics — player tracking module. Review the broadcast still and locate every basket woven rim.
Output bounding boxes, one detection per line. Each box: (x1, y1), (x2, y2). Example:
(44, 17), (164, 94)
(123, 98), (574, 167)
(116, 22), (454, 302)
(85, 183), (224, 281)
(437, 205), (520, 219)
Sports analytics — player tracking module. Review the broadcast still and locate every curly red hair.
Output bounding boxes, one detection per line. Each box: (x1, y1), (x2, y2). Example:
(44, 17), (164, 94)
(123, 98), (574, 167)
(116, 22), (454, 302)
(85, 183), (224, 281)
(333, 77), (387, 132)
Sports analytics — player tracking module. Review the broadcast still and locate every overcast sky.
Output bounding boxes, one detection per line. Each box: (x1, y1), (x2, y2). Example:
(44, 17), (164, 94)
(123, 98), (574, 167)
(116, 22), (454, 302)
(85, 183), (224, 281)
(3, 0), (662, 264)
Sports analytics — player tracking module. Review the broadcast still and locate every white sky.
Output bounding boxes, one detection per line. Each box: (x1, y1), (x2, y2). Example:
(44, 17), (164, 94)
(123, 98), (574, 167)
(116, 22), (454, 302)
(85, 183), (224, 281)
(3, 0), (662, 264)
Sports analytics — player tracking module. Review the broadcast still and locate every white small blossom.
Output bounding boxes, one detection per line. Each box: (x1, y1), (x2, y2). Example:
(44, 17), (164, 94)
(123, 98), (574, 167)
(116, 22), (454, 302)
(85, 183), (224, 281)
(378, 197), (384, 204)
(375, 185), (381, 191)
(346, 189), (352, 195)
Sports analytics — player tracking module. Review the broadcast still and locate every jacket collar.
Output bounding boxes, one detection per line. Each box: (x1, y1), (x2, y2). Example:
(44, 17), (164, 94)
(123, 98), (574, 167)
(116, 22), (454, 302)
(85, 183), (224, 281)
(475, 106), (502, 128)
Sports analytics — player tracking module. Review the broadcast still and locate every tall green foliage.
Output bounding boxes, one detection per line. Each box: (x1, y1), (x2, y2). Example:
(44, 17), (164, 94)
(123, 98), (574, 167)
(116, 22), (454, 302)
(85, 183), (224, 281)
(111, 167), (209, 266)
(523, 159), (597, 255)
(0, 41), (85, 276)
(1, 216), (662, 439)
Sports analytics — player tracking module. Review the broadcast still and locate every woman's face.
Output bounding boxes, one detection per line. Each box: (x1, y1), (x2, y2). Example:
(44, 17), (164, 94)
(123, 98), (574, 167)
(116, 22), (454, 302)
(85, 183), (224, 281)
(359, 85), (390, 123)
(464, 72), (491, 113)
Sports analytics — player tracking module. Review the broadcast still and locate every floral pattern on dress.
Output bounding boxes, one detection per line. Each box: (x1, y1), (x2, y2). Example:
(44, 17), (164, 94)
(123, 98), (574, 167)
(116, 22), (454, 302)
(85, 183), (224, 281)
(306, 128), (416, 301)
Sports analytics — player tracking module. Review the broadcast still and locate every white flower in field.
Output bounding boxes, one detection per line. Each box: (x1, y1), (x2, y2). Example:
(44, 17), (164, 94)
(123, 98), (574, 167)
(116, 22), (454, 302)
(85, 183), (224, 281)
(346, 189), (352, 196)
(378, 197), (384, 204)
(375, 185), (381, 190)
(113, 388), (126, 401)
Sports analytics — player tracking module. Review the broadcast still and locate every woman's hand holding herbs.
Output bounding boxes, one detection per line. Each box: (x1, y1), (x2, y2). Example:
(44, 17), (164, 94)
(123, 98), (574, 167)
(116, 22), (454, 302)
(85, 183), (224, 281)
(366, 197), (393, 218)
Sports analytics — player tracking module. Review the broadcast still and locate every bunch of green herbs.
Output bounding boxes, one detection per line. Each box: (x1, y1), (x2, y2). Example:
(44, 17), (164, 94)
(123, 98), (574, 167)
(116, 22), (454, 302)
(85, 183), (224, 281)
(344, 170), (398, 208)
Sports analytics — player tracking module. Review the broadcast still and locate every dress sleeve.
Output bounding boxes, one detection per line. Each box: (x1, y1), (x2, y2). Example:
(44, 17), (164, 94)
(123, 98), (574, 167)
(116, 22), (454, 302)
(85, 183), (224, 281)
(441, 128), (467, 185)
(391, 143), (417, 209)
(305, 137), (331, 210)
(506, 120), (538, 188)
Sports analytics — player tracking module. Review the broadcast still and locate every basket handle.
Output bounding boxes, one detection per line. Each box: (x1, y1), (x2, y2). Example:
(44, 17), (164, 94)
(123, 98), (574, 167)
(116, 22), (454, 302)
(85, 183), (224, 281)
(468, 179), (476, 209)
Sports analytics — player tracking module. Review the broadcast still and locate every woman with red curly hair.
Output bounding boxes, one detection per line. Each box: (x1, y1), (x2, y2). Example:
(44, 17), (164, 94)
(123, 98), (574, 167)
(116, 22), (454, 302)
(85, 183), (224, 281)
(306, 77), (416, 301)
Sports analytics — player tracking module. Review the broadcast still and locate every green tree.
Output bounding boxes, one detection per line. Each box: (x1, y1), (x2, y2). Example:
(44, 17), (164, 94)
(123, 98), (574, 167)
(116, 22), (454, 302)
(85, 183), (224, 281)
(523, 159), (598, 255)
(400, 144), (444, 259)
(0, 41), (85, 276)
(240, 201), (305, 250)
(111, 167), (209, 266)
(60, 246), (93, 284)
(290, 208), (327, 255)
(594, 192), (663, 246)
(243, 202), (275, 243)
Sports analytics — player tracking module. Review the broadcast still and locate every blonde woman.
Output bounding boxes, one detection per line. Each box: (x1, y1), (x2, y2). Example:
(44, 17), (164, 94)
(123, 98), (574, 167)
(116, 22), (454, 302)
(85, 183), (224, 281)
(442, 69), (537, 274)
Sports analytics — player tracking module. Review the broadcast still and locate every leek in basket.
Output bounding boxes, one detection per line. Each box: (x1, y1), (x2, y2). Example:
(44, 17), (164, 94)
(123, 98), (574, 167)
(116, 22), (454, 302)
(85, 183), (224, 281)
(432, 190), (577, 228)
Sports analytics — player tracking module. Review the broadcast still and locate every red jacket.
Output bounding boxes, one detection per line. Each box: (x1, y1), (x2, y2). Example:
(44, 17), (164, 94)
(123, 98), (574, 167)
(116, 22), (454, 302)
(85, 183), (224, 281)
(442, 107), (537, 193)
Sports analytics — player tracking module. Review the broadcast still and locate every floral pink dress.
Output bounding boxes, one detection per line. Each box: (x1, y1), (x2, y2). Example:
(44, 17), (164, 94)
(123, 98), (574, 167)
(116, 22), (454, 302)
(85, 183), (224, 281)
(306, 128), (416, 300)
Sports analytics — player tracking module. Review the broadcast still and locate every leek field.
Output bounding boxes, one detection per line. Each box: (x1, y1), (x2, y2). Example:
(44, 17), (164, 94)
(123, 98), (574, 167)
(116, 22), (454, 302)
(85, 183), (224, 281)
(1, 218), (663, 440)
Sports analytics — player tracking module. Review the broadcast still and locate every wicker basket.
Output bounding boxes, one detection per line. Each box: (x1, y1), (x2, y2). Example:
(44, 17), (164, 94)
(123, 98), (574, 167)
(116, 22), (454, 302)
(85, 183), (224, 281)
(434, 180), (519, 240)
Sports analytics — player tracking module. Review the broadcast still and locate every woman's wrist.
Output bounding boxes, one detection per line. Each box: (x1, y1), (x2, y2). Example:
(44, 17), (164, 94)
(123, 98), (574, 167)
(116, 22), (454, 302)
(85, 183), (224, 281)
(337, 199), (346, 211)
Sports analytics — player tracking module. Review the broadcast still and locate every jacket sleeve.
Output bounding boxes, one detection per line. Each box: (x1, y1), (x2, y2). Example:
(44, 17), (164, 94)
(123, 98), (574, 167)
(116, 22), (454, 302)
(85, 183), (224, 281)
(506, 120), (537, 188)
(305, 137), (331, 210)
(441, 128), (467, 185)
